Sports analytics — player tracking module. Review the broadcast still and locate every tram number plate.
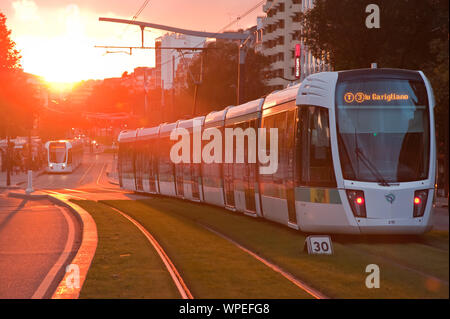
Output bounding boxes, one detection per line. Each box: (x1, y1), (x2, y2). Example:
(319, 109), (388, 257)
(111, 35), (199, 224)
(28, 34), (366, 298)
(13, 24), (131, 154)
(305, 236), (333, 255)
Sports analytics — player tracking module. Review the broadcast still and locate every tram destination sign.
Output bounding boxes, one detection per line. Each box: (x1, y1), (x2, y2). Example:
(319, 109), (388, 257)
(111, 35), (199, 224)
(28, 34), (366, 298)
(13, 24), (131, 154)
(344, 92), (410, 104)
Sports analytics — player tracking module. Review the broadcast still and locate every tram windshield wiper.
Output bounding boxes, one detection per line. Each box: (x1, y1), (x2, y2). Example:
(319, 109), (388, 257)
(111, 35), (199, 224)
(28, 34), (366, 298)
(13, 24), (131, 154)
(355, 147), (390, 186)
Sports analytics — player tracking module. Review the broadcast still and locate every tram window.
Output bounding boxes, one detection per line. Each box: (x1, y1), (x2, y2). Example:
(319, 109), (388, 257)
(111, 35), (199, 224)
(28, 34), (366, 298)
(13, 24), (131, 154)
(148, 141), (154, 179)
(158, 136), (174, 182)
(298, 106), (336, 187)
(68, 149), (72, 164)
(49, 143), (66, 163)
(120, 142), (134, 179)
(267, 112), (286, 182)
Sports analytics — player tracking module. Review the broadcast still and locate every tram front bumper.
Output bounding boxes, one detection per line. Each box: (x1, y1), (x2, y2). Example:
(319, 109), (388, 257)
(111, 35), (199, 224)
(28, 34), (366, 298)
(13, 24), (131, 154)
(355, 216), (433, 234)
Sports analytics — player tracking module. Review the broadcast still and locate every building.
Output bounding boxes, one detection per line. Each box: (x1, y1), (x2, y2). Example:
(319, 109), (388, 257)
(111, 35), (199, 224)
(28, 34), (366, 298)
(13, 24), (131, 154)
(262, 0), (330, 90)
(66, 79), (100, 106)
(121, 67), (157, 92)
(155, 33), (206, 90)
(254, 16), (264, 54)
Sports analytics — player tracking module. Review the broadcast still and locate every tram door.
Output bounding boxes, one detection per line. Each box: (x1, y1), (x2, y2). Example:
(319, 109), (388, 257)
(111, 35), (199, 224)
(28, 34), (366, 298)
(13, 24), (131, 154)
(223, 162), (235, 208)
(285, 109), (297, 225)
(148, 142), (157, 193)
(244, 120), (256, 213)
(191, 163), (201, 200)
(175, 162), (184, 197)
(135, 142), (144, 192)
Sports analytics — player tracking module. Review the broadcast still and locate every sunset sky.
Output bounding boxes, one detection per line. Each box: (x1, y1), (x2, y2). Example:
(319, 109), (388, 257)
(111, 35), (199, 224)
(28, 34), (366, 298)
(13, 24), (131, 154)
(2, 0), (264, 83)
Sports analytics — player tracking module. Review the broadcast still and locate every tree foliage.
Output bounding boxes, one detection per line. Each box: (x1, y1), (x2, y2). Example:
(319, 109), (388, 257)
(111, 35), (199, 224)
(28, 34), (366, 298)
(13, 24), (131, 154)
(86, 79), (133, 114)
(176, 40), (270, 117)
(0, 12), (20, 72)
(300, 0), (446, 70)
(0, 11), (39, 138)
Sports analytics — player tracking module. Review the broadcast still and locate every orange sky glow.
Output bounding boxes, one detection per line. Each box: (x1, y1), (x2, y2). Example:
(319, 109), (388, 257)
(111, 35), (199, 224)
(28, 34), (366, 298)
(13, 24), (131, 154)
(3, 0), (264, 84)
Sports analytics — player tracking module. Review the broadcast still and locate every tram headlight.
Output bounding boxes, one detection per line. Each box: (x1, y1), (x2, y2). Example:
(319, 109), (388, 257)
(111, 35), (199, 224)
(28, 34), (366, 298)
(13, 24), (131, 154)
(346, 190), (367, 218)
(413, 190), (428, 217)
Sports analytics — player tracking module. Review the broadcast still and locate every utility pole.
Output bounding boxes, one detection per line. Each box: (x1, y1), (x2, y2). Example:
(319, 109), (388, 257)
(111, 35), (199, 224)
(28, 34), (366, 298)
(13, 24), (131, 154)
(144, 68), (148, 119)
(25, 117), (34, 194)
(172, 55), (175, 120)
(6, 123), (11, 187)
(237, 42), (247, 105)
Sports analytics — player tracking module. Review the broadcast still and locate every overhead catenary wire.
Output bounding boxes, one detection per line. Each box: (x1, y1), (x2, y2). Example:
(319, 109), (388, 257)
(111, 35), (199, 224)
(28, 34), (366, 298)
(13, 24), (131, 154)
(157, 0), (266, 82)
(119, 0), (151, 40)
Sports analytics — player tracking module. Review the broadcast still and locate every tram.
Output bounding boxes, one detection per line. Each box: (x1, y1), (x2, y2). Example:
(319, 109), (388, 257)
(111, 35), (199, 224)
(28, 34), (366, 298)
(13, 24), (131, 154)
(118, 68), (436, 234)
(45, 139), (83, 173)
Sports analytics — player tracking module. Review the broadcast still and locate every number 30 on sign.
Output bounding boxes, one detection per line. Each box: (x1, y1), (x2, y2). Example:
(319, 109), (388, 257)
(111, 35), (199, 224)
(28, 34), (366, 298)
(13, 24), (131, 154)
(305, 235), (333, 255)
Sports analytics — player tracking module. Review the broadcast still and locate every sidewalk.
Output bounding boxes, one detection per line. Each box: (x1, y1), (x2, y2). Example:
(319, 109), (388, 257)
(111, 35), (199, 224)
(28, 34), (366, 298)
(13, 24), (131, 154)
(105, 157), (119, 186)
(105, 164), (119, 185)
(0, 169), (45, 188)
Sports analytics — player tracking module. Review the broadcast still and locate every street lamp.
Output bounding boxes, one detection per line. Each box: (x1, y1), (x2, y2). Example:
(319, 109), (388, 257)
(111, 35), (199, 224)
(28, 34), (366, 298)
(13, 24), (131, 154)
(25, 114), (34, 194)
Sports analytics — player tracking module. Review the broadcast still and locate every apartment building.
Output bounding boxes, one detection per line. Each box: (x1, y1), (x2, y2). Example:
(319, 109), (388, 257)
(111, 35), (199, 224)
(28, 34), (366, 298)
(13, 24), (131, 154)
(262, 0), (330, 90)
(155, 33), (206, 90)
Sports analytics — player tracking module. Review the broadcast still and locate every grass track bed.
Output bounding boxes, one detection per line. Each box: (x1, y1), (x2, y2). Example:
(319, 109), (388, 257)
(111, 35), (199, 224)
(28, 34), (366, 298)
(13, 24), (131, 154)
(72, 200), (180, 298)
(102, 200), (314, 298)
(102, 196), (448, 299)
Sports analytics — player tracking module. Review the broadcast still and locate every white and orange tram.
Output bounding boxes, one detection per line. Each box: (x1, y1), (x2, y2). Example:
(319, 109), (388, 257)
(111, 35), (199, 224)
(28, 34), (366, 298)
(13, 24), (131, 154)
(45, 139), (83, 173)
(118, 68), (436, 234)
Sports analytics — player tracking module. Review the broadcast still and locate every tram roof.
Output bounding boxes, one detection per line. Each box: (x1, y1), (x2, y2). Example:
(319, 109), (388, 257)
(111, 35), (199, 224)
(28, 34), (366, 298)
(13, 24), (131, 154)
(337, 68), (422, 81)
(177, 116), (205, 130)
(262, 83), (301, 110)
(137, 125), (161, 140)
(160, 122), (178, 137)
(204, 106), (233, 126)
(226, 98), (264, 120)
(118, 130), (137, 143)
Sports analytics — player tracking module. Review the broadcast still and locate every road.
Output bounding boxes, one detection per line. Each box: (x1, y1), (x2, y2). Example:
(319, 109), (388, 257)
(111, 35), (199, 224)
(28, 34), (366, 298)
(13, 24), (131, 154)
(0, 196), (81, 298)
(0, 151), (137, 299)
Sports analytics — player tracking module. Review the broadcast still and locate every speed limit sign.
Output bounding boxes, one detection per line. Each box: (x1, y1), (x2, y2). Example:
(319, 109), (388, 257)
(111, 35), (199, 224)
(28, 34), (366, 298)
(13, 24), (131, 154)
(305, 235), (333, 255)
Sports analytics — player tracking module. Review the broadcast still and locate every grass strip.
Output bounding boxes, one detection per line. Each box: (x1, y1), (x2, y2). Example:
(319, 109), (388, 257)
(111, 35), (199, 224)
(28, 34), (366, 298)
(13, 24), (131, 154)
(102, 200), (315, 299)
(72, 200), (180, 298)
(126, 196), (448, 299)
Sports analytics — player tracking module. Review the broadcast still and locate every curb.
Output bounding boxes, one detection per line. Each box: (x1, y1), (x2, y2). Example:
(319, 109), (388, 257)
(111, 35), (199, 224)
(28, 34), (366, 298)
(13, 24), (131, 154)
(7, 191), (98, 299)
(106, 171), (120, 186)
(1, 169), (46, 189)
(0, 185), (21, 190)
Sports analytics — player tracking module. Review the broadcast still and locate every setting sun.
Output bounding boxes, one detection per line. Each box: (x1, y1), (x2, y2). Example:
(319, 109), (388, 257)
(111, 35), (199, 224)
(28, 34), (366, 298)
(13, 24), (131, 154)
(5, 0), (259, 84)
(8, 0), (159, 83)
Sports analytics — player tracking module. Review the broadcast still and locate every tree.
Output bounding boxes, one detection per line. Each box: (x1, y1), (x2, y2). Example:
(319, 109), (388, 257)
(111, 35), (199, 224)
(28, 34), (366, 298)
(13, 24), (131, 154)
(0, 11), (38, 138)
(0, 12), (20, 72)
(86, 79), (133, 114)
(300, 0), (444, 70)
(175, 40), (270, 117)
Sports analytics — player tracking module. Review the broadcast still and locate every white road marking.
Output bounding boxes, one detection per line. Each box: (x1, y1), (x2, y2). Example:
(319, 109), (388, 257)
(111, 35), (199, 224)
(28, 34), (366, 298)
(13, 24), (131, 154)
(31, 206), (76, 299)
(63, 188), (88, 194)
(77, 160), (96, 185)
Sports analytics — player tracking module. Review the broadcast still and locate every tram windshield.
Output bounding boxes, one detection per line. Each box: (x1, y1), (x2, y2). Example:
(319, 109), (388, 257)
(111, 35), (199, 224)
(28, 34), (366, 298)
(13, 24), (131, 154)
(49, 142), (66, 163)
(336, 78), (430, 183)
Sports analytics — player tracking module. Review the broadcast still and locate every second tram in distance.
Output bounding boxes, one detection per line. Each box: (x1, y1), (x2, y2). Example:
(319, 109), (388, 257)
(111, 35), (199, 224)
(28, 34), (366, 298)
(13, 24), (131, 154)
(118, 68), (436, 234)
(45, 139), (83, 173)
